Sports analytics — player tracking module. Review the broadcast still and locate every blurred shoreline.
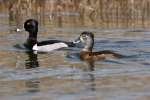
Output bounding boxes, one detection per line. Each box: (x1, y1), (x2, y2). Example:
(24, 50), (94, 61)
(0, 0), (150, 29)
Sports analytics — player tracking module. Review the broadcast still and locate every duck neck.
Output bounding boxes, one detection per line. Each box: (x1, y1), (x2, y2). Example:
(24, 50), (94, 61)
(25, 32), (37, 49)
(27, 32), (37, 41)
(82, 39), (94, 52)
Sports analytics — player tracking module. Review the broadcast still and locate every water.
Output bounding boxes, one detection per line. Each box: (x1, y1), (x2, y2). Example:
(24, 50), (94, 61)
(0, 0), (150, 100)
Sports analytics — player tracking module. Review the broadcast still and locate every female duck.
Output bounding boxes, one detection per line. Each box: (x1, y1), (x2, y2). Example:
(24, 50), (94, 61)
(18, 19), (75, 52)
(74, 32), (123, 60)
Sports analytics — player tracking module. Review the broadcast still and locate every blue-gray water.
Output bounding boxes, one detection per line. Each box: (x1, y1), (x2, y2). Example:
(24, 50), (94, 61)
(0, 1), (150, 100)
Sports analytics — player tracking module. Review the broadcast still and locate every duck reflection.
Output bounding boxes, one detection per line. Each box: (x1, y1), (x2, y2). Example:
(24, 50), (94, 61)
(25, 51), (39, 69)
(25, 79), (40, 93)
(84, 60), (96, 91)
(66, 52), (96, 91)
(25, 51), (40, 93)
(85, 60), (95, 71)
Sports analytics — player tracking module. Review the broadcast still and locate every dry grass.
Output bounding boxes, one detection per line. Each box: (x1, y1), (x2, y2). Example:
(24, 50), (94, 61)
(0, 0), (150, 28)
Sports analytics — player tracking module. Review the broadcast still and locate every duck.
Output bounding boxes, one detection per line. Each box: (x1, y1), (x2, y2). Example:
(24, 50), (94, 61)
(73, 31), (124, 61)
(16, 19), (75, 52)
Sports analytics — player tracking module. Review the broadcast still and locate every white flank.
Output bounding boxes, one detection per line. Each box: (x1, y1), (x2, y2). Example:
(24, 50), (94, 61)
(32, 43), (68, 52)
(33, 44), (38, 50)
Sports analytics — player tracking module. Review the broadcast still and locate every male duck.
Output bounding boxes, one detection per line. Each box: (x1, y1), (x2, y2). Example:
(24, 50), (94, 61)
(18, 19), (75, 52)
(74, 32), (124, 60)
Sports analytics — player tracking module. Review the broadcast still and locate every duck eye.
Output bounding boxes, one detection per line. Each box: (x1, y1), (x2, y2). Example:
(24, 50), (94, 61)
(27, 22), (30, 25)
(26, 22), (34, 28)
(80, 35), (87, 41)
(83, 35), (88, 39)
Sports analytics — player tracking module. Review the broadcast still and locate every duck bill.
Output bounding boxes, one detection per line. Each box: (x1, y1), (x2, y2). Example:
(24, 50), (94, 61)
(73, 37), (81, 44)
(15, 28), (25, 32)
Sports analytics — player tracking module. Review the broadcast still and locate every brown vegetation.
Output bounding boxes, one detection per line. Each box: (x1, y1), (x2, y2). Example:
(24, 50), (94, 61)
(0, 0), (150, 28)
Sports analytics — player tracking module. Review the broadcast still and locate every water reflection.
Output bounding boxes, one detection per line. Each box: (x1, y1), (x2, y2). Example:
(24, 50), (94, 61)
(66, 52), (96, 91)
(84, 60), (96, 91)
(25, 79), (40, 93)
(1, 1), (150, 100)
(25, 51), (40, 93)
(86, 60), (95, 71)
(25, 51), (39, 69)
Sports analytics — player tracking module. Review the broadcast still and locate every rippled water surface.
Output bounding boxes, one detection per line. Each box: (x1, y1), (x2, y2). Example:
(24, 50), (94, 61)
(0, 0), (150, 100)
